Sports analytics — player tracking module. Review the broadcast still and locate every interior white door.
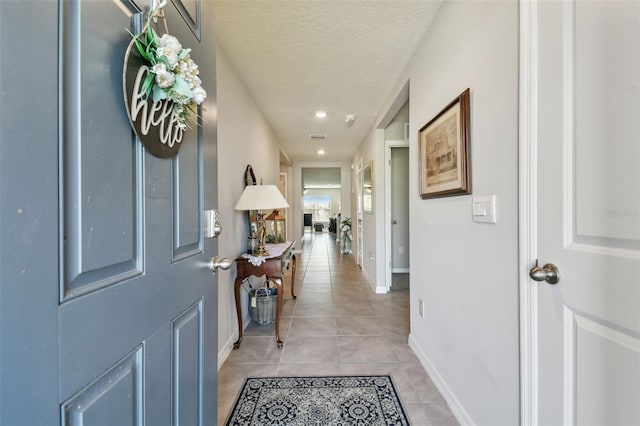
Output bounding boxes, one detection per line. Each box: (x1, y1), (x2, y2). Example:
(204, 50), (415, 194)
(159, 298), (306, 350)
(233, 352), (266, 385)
(357, 161), (364, 267)
(531, 1), (640, 424)
(390, 147), (410, 273)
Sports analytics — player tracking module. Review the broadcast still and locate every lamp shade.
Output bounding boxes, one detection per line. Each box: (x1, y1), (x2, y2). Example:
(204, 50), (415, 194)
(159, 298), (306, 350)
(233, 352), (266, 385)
(234, 185), (289, 211)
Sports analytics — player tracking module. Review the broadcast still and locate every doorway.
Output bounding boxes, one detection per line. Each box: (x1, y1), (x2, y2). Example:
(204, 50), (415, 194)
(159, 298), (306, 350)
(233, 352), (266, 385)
(301, 167), (342, 239)
(385, 143), (410, 291)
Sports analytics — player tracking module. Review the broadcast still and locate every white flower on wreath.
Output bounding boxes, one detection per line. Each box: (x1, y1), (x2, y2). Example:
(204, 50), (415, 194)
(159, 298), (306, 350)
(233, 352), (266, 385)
(157, 33), (182, 53)
(151, 63), (175, 88)
(156, 34), (182, 69)
(192, 86), (206, 105)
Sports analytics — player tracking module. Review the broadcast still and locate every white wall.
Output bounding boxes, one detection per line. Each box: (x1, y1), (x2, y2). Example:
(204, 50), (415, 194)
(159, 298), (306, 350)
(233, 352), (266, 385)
(386, 102), (409, 141)
(216, 45), (283, 367)
(351, 129), (383, 289)
(356, 1), (520, 424)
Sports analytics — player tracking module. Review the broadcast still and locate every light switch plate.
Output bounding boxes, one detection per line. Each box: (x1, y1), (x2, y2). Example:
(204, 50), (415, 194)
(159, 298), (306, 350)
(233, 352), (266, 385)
(472, 195), (496, 223)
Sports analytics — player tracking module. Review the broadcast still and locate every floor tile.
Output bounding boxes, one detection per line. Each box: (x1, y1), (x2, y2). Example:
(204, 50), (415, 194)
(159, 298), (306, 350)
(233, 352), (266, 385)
(217, 232), (455, 425)
(295, 292), (332, 304)
(281, 336), (340, 363)
(224, 336), (283, 364)
(293, 303), (335, 318)
(288, 317), (338, 336)
(334, 302), (376, 317)
(336, 316), (384, 335)
(277, 362), (342, 377)
(338, 336), (401, 362)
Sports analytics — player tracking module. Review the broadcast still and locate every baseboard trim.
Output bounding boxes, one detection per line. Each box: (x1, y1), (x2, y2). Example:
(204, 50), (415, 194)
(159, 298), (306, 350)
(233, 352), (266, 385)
(218, 332), (236, 371)
(392, 268), (410, 274)
(408, 334), (476, 426)
(375, 285), (387, 294)
(218, 314), (251, 371)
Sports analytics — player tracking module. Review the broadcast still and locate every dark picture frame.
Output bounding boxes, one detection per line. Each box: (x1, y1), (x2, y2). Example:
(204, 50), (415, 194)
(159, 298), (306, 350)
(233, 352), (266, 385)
(418, 88), (471, 199)
(244, 165), (258, 237)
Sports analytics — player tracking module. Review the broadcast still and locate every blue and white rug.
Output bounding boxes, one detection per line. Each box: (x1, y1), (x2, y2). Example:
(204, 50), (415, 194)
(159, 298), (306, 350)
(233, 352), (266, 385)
(225, 375), (409, 425)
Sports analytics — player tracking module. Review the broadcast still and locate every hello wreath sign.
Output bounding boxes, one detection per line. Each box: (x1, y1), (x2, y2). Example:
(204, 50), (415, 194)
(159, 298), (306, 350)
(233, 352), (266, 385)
(123, 1), (206, 158)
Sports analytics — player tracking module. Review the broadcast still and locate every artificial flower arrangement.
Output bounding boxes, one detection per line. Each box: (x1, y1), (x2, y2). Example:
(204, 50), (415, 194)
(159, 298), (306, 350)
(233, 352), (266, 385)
(340, 217), (352, 254)
(127, 1), (205, 131)
(340, 217), (352, 235)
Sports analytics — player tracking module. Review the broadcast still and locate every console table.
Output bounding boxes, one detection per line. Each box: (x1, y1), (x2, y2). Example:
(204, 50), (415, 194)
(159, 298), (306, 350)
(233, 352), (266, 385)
(233, 241), (296, 349)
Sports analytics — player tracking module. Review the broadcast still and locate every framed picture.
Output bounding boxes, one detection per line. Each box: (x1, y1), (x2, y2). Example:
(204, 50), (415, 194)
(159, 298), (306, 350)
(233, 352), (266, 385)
(244, 165), (258, 238)
(418, 88), (471, 199)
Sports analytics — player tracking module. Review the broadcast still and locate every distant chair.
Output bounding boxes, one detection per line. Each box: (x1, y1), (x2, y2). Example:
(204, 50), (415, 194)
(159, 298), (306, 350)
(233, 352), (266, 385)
(303, 213), (312, 233)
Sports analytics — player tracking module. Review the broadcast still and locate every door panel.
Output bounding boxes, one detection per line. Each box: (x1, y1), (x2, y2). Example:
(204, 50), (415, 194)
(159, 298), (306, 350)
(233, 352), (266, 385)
(535, 1), (640, 424)
(173, 130), (202, 261)
(61, 0), (144, 300)
(172, 300), (204, 425)
(61, 346), (144, 426)
(573, 1), (640, 246)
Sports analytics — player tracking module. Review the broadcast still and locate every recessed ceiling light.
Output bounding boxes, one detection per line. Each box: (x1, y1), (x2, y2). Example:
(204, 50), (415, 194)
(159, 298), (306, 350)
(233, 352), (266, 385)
(315, 111), (327, 119)
(317, 150), (325, 155)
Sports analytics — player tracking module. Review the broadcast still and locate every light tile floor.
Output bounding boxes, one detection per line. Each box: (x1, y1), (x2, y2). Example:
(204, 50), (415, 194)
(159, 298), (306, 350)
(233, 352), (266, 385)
(217, 232), (458, 425)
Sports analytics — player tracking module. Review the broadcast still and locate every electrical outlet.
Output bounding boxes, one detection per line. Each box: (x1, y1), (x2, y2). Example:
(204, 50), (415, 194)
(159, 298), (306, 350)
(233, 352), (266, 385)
(399, 246), (404, 254)
(419, 299), (424, 318)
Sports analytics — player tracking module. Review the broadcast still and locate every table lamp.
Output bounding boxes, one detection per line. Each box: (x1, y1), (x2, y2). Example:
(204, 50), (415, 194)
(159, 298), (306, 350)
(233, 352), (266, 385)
(234, 184), (289, 256)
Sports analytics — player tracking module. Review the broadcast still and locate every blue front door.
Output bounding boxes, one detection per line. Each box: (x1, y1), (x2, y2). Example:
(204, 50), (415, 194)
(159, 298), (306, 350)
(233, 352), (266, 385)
(0, 1), (218, 424)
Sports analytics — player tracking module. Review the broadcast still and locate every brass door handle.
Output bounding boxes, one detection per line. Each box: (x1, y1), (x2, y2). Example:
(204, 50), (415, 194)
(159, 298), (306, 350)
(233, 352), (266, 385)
(529, 263), (560, 284)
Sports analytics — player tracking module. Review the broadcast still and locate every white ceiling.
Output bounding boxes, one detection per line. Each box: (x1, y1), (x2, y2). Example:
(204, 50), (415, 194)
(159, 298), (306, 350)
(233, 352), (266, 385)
(212, 0), (443, 163)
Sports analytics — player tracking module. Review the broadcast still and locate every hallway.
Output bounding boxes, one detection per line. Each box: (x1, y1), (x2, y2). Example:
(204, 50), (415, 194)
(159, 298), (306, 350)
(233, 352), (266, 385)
(217, 232), (458, 425)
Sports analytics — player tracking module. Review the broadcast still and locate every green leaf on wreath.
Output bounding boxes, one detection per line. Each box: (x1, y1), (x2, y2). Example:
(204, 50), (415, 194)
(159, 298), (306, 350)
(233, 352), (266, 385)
(172, 75), (194, 98)
(142, 72), (155, 97)
(152, 86), (169, 103)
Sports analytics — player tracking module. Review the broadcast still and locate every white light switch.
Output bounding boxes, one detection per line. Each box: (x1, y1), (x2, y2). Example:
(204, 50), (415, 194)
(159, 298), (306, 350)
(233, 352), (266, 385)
(472, 195), (496, 223)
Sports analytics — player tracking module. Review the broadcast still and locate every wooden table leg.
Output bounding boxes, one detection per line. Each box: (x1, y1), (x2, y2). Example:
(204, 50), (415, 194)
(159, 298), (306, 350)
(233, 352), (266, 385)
(232, 276), (244, 349)
(273, 277), (284, 348)
(290, 254), (297, 299)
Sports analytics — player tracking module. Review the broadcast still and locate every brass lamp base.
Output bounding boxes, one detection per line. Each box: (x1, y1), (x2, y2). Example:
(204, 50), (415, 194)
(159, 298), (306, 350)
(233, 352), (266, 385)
(254, 213), (269, 256)
(253, 245), (269, 257)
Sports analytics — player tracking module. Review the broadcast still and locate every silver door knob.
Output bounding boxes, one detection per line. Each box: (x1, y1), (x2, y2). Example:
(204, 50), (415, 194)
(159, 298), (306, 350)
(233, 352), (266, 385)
(529, 263), (560, 284)
(210, 256), (232, 274)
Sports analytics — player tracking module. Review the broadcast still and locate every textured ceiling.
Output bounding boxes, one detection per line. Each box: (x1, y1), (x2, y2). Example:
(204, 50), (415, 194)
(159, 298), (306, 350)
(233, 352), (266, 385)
(212, 0), (443, 163)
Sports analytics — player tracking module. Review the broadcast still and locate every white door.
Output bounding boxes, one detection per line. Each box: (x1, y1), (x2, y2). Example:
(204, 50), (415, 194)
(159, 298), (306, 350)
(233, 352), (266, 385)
(390, 147), (410, 273)
(385, 143), (410, 290)
(357, 161), (364, 267)
(522, 1), (640, 424)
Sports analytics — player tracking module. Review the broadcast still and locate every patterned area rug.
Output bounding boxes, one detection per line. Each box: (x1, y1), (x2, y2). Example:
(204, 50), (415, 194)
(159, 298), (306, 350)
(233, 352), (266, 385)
(225, 375), (409, 425)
